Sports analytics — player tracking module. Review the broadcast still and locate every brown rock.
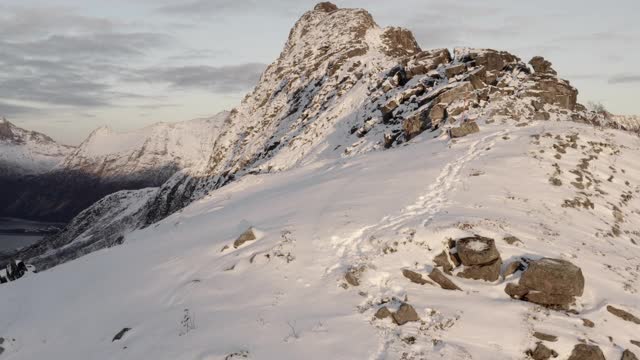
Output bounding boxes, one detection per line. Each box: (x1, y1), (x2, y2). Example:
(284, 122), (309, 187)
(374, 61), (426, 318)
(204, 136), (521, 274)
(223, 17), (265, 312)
(505, 282), (529, 299)
(403, 112), (426, 140)
(533, 111), (551, 121)
(374, 306), (392, 320)
(623, 349), (639, 360)
(429, 103), (448, 126)
(607, 305), (640, 324)
(529, 56), (557, 75)
(436, 82), (474, 105)
(533, 332), (558, 342)
(402, 269), (432, 285)
(449, 121), (480, 138)
(456, 48), (520, 72)
(428, 268), (462, 291)
(582, 318), (595, 328)
(392, 303), (420, 325)
(527, 342), (559, 360)
(526, 77), (578, 110)
(445, 63), (467, 78)
(503, 235), (522, 245)
(381, 99), (399, 115)
(456, 236), (500, 266)
(525, 291), (575, 307)
(314, 2), (338, 12)
(233, 227), (257, 248)
(433, 250), (454, 273)
(632, 340), (640, 348)
(381, 27), (421, 58)
(567, 344), (605, 360)
(519, 258), (584, 297)
(457, 258), (502, 282)
(344, 268), (361, 286)
(468, 67), (487, 89)
(406, 49), (452, 77)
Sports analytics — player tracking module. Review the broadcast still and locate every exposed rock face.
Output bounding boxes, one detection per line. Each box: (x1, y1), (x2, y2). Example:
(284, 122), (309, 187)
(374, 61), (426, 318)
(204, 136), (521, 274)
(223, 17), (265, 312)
(506, 258), (584, 308)
(455, 48), (520, 73)
(567, 344), (605, 360)
(381, 27), (421, 58)
(526, 77), (578, 110)
(529, 56), (557, 75)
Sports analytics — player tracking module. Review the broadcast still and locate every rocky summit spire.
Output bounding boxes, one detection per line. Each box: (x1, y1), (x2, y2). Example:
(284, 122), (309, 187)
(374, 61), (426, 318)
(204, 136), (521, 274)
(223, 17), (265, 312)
(314, 2), (338, 12)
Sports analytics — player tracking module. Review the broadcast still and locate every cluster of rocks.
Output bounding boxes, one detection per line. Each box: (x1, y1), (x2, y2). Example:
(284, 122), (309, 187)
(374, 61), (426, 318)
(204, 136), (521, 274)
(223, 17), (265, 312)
(374, 302), (420, 326)
(505, 258), (584, 309)
(0, 259), (27, 285)
(370, 46), (580, 147)
(433, 236), (503, 282)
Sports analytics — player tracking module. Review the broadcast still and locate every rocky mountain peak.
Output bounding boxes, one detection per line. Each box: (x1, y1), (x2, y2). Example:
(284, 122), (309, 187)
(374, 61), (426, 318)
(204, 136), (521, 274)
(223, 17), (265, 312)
(313, 2), (338, 13)
(0, 118), (14, 140)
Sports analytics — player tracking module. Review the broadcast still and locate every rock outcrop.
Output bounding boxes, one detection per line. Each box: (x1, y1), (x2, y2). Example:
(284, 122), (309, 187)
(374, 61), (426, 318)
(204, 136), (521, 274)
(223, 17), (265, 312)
(567, 344), (605, 360)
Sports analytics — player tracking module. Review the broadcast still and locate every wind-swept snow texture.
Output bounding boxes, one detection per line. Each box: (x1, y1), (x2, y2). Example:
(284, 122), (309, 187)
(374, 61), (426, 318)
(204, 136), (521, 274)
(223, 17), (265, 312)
(1, 118), (639, 359)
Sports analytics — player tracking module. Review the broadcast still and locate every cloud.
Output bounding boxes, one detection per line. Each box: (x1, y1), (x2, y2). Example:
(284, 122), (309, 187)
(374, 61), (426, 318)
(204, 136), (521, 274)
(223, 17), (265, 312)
(608, 74), (640, 84)
(134, 63), (267, 92)
(0, 101), (41, 117)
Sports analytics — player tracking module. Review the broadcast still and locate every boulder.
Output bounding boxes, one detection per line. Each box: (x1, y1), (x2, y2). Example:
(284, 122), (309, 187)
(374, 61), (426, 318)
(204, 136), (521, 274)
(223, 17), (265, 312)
(607, 305), (640, 324)
(403, 112), (426, 140)
(381, 99), (399, 115)
(623, 350), (639, 360)
(433, 250), (454, 273)
(582, 318), (595, 328)
(374, 306), (392, 320)
(527, 342), (559, 360)
(503, 260), (525, 277)
(449, 121), (480, 138)
(314, 2), (338, 12)
(392, 303), (420, 325)
(233, 227), (257, 248)
(526, 77), (578, 110)
(567, 344), (605, 360)
(344, 267), (362, 287)
(402, 269), (432, 285)
(406, 49), (451, 77)
(456, 237), (500, 266)
(520, 258), (584, 297)
(456, 48), (520, 72)
(457, 258), (502, 282)
(436, 82), (474, 105)
(445, 63), (467, 78)
(428, 268), (461, 291)
(529, 56), (557, 75)
(468, 67), (487, 89)
(381, 27), (421, 58)
(429, 103), (448, 126)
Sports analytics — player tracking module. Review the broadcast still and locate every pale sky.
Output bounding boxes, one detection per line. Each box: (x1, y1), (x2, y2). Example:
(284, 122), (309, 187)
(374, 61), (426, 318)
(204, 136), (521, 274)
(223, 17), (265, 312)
(1, 0), (639, 145)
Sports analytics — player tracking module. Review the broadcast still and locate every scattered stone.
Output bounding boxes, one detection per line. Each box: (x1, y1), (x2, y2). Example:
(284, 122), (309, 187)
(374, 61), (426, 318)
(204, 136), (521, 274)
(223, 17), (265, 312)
(607, 305), (640, 324)
(112, 327), (132, 342)
(503, 235), (522, 245)
(374, 306), (392, 320)
(392, 303), (420, 325)
(428, 268), (461, 291)
(567, 344), (605, 360)
(582, 318), (595, 328)
(344, 267), (362, 287)
(233, 227), (257, 248)
(527, 342), (559, 360)
(623, 349), (639, 360)
(533, 332), (558, 342)
(433, 250), (454, 273)
(449, 121), (480, 138)
(457, 237), (500, 266)
(529, 56), (557, 75)
(402, 269), (433, 285)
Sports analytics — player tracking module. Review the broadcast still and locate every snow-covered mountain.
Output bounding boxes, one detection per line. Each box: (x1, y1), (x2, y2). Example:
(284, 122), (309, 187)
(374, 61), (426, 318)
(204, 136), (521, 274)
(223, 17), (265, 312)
(0, 113), (227, 222)
(1, 3), (639, 359)
(0, 118), (74, 176)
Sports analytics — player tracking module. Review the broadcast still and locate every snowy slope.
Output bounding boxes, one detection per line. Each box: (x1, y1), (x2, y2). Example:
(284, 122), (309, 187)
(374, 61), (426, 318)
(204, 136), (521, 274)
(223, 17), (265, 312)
(1, 118), (639, 359)
(0, 118), (74, 176)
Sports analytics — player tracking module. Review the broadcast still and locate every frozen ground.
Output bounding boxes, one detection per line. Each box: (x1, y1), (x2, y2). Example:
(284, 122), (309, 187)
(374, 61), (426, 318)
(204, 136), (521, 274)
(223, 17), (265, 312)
(0, 119), (639, 359)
